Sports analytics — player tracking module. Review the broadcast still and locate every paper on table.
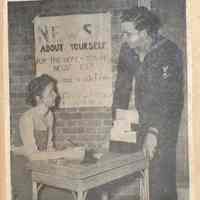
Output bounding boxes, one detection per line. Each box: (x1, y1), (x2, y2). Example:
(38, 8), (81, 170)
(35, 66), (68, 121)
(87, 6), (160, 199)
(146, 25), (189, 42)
(110, 128), (137, 143)
(116, 108), (139, 123)
(110, 109), (138, 143)
(113, 120), (131, 131)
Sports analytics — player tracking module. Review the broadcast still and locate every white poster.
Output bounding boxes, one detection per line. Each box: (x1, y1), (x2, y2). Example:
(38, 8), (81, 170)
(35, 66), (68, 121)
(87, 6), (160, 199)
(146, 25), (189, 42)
(34, 13), (112, 108)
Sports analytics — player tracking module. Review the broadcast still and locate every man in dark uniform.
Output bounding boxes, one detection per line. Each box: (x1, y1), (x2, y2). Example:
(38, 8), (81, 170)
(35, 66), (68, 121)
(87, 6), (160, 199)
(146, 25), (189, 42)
(112, 7), (184, 200)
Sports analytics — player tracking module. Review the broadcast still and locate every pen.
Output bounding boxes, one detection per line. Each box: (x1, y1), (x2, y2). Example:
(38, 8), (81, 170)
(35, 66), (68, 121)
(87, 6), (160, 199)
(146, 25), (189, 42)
(67, 138), (79, 146)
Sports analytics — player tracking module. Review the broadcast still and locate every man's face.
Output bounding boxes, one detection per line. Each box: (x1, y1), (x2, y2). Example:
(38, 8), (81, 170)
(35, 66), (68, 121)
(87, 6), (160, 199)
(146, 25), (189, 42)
(121, 21), (146, 49)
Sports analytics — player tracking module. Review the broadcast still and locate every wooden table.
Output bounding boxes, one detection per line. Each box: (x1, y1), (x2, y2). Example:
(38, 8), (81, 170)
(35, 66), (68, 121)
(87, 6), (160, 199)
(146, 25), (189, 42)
(30, 151), (149, 200)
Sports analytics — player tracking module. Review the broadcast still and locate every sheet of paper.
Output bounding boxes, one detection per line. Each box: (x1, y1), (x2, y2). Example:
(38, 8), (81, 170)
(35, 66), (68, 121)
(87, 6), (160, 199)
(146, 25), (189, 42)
(116, 109), (139, 123)
(110, 130), (137, 143)
(113, 120), (131, 131)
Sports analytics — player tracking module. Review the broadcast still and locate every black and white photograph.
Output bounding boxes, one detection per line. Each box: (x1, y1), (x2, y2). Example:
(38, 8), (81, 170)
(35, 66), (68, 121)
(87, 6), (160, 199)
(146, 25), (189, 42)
(8, 0), (189, 200)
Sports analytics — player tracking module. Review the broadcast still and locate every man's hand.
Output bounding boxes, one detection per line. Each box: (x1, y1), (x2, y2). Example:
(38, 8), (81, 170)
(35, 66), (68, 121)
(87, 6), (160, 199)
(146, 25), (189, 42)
(143, 132), (158, 160)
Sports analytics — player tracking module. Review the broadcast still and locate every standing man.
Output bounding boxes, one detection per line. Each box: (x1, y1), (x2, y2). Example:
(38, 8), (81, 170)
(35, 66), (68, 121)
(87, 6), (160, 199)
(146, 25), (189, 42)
(112, 6), (184, 200)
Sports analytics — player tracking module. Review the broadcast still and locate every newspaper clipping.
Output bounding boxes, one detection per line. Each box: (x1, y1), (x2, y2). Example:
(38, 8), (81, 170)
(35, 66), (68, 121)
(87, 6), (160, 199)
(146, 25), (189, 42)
(8, 0), (188, 200)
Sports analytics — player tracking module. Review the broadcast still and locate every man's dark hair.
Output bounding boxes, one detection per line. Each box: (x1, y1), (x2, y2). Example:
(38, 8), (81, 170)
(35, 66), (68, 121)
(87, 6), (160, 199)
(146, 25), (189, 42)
(121, 6), (162, 37)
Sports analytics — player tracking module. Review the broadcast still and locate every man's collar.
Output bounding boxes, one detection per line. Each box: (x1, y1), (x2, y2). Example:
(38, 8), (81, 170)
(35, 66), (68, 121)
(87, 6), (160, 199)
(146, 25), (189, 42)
(149, 35), (167, 52)
(124, 35), (167, 61)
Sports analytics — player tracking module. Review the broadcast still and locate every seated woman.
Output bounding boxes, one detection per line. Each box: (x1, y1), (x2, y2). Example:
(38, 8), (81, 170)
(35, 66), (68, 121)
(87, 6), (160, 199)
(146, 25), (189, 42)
(13, 74), (85, 160)
(11, 74), (85, 200)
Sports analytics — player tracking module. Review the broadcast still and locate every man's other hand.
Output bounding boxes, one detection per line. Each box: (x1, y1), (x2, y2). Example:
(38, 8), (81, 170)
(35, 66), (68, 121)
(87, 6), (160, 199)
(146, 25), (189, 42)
(143, 132), (158, 160)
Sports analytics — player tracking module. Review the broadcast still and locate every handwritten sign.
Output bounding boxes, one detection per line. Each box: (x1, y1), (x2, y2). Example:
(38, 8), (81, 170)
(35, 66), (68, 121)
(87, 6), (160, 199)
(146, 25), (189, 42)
(34, 13), (112, 108)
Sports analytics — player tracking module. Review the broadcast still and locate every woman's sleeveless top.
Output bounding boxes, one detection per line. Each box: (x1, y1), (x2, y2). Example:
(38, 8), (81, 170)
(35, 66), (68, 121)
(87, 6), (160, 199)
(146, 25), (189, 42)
(33, 129), (49, 151)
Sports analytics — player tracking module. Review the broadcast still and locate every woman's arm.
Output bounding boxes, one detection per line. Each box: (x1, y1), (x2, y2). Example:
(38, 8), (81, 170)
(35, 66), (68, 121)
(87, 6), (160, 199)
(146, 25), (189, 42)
(12, 143), (85, 161)
(29, 146), (85, 161)
(19, 112), (38, 155)
(17, 111), (85, 161)
(46, 111), (54, 151)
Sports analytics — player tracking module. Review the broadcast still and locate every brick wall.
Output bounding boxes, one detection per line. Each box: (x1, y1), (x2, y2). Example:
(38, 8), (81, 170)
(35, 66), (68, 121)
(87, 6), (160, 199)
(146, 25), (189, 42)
(54, 107), (113, 150)
(8, 2), (40, 145)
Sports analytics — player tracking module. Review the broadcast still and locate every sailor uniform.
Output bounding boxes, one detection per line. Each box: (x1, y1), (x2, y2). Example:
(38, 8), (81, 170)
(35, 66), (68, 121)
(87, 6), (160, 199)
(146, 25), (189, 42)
(112, 36), (184, 200)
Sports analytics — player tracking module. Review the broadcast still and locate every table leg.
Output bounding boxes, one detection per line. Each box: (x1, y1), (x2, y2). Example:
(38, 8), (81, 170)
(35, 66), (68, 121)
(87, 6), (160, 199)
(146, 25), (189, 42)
(139, 167), (149, 200)
(144, 166), (149, 200)
(101, 191), (109, 200)
(74, 191), (88, 200)
(140, 150), (150, 200)
(37, 183), (44, 193)
(72, 191), (77, 200)
(139, 175), (144, 200)
(32, 181), (38, 200)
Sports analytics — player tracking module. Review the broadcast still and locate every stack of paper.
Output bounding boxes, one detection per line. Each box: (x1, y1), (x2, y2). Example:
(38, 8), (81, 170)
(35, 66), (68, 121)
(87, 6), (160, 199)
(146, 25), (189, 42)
(116, 109), (139, 122)
(110, 109), (139, 143)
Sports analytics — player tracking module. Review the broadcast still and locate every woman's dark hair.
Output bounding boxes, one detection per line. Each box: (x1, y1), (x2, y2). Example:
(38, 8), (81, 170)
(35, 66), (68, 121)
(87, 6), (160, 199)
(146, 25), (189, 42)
(26, 74), (57, 106)
(121, 6), (162, 37)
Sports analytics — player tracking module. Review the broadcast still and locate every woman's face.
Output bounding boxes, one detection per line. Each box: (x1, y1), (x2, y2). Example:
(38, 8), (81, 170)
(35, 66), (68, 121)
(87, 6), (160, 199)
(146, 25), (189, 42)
(40, 82), (57, 108)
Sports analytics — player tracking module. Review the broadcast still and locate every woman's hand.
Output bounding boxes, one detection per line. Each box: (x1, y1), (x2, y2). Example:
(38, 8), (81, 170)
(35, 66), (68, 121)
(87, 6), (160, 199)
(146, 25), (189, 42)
(143, 132), (158, 160)
(62, 146), (86, 161)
